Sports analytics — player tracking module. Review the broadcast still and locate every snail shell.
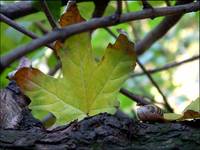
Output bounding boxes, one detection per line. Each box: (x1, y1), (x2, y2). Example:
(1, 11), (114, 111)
(136, 104), (164, 122)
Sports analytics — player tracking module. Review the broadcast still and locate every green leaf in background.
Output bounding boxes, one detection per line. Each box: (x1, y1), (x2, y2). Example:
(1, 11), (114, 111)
(77, 2), (94, 19)
(33, 0), (61, 21)
(12, 3), (136, 124)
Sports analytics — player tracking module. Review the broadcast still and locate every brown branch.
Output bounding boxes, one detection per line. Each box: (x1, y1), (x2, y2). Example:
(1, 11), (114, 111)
(131, 55), (200, 77)
(48, 61), (61, 75)
(165, 0), (171, 6)
(0, 13), (54, 51)
(0, 0), (89, 20)
(135, 0), (195, 56)
(116, 0), (122, 16)
(39, 0), (59, 29)
(34, 21), (49, 34)
(104, 27), (173, 112)
(124, 1), (141, 41)
(0, 2), (199, 72)
(136, 59), (173, 112)
(124, 1), (172, 111)
(120, 88), (151, 105)
(92, 0), (110, 18)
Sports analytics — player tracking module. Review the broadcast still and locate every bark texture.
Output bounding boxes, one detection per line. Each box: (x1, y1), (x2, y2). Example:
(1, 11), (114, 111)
(0, 82), (199, 150)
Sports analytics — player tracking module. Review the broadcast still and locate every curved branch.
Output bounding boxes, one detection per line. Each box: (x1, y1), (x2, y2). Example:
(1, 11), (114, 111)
(0, 0), (89, 20)
(135, 0), (195, 55)
(0, 14), (54, 50)
(0, 2), (199, 72)
(131, 55), (200, 77)
(39, 0), (59, 29)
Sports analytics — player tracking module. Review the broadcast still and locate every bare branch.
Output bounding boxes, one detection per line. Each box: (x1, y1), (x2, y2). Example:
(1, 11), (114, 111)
(124, 1), (140, 41)
(34, 21), (49, 34)
(92, 0), (110, 18)
(39, 0), (59, 29)
(165, 0), (171, 6)
(104, 27), (173, 112)
(0, 2), (199, 72)
(116, 0), (122, 16)
(48, 61), (61, 76)
(141, 0), (153, 10)
(120, 88), (151, 105)
(123, 2), (172, 111)
(131, 55), (200, 77)
(0, 0), (89, 20)
(135, 0), (196, 55)
(136, 59), (173, 112)
(0, 13), (54, 51)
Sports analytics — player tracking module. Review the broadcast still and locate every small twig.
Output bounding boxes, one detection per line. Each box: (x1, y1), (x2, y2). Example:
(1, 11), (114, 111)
(124, 1), (140, 41)
(34, 21), (49, 34)
(39, 0), (59, 29)
(104, 27), (118, 39)
(0, 13), (54, 50)
(136, 59), (173, 112)
(92, 0), (109, 18)
(104, 27), (173, 112)
(131, 55), (200, 77)
(48, 61), (61, 76)
(112, 0), (122, 23)
(124, 1), (172, 111)
(116, 0), (122, 16)
(120, 88), (151, 105)
(165, 0), (171, 6)
(141, 0), (153, 9)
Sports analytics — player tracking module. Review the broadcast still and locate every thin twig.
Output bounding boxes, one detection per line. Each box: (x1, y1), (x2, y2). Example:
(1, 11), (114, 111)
(165, 0), (171, 6)
(116, 0), (122, 16)
(124, 1), (140, 41)
(104, 27), (118, 39)
(0, 13), (54, 50)
(0, 2), (199, 72)
(34, 21), (49, 34)
(92, 0), (109, 18)
(48, 61), (61, 75)
(135, 0), (195, 55)
(104, 27), (173, 112)
(39, 0), (59, 29)
(131, 55), (200, 77)
(141, 0), (153, 9)
(120, 88), (151, 105)
(136, 59), (173, 112)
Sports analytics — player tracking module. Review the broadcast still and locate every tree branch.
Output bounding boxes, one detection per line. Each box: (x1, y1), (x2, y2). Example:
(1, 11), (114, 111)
(92, 0), (110, 18)
(0, 0), (89, 20)
(0, 2), (199, 72)
(34, 21), (49, 34)
(135, 0), (195, 55)
(39, 0), (59, 29)
(120, 88), (151, 105)
(136, 59), (173, 112)
(131, 55), (200, 77)
(0, 14), (54, 51)
(104, 27), (173, 112)
(123, 2), (173, 112)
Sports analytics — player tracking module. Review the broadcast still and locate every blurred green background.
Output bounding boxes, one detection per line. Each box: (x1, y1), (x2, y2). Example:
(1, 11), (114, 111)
(0, 1), (199, 118)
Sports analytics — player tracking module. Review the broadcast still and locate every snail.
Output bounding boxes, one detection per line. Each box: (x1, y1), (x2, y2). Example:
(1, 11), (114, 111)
(136, 104), (164, 122)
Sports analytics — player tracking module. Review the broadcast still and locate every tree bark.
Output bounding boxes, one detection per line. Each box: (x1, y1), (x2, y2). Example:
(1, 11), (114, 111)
(0, 82), (199, 150)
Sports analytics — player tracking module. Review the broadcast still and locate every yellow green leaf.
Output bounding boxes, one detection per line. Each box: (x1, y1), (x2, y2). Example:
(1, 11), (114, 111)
(164, 97), (200, 121)
(164, 113), (183, 121)
(12, 2), (136, 124)
(183, 97), (200, 113)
